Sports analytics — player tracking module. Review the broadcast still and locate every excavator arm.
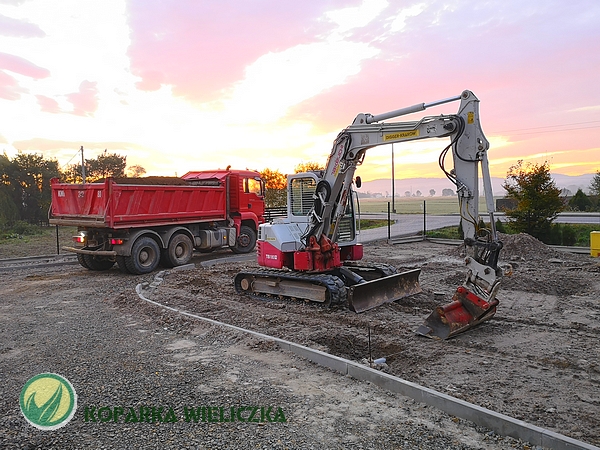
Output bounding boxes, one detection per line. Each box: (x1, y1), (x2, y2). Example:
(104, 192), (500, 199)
(305, 89), (503, 338)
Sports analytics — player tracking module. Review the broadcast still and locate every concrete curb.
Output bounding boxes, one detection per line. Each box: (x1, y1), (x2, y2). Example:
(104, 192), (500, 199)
(135, 273), (598, 450)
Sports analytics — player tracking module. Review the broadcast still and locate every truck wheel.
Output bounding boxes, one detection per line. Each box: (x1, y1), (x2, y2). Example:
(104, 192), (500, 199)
(83, 254), (115, 271)
(163, 233), (193, 267)
(232, 225), (256, 254)
(125, 236), (160, 274)
(77, 253), (90, 269)
(116, 255), (131, 273)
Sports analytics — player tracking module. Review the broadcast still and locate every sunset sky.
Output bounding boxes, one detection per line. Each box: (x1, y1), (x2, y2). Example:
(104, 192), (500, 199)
(1, 0), (599, 182)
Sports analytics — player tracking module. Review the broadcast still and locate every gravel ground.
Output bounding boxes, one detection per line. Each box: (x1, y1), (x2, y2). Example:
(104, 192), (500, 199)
(0, 246), (554, 449)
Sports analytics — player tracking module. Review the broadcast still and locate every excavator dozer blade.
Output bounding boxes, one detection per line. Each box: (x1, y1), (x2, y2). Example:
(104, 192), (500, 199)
(416, 286), (499, 339)
(348, 268), (422, 313)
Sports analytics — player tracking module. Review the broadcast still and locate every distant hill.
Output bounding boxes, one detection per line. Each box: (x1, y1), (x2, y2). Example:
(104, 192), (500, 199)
(358, 173), (596, 198)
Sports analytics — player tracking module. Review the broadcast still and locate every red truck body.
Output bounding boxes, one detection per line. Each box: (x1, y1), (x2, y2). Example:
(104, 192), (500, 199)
(50, 170), (265, 274)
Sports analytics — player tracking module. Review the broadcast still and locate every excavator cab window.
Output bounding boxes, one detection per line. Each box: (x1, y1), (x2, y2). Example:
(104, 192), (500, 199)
(290, 177), (317, 216)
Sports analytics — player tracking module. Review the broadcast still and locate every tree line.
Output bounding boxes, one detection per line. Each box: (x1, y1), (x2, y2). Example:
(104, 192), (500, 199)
(2, 148), (599, 246)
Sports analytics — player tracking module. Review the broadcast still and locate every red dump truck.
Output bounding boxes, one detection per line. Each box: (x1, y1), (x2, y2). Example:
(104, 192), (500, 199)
(50, 169), (265, 274)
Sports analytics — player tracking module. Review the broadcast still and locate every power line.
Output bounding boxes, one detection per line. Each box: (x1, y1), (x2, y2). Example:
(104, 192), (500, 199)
(490, 119), (600, 135)
(63, 148), (82, 166)
(490, 124), (600, 137)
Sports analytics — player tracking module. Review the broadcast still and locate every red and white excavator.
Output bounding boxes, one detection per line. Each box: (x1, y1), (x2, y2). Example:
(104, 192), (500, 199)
(235, 90), (503, 339)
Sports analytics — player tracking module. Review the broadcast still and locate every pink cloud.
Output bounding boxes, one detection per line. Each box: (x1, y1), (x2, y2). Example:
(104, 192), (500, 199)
(0, 52), (50, 78)
(65, 80), (99, 116)
(0, 0), (30, 5)
(125, 0), (349, 101)
(36, 94), (61, 113)
(0, 70), (27, 100)
(0, 14), (45, 38)
(289, 1), (600, 140)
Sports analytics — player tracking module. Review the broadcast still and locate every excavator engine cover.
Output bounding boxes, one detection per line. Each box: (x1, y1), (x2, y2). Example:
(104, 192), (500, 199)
(347, 268), (422, 313)
(416, 285), (499, 339)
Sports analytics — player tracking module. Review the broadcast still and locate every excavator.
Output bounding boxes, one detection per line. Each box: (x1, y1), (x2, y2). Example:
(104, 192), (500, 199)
(235, 90), (503, 339)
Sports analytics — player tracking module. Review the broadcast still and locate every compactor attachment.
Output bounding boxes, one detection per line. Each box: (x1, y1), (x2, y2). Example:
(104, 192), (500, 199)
(416, 285), (499, 339)
(348, 268), (422, 313)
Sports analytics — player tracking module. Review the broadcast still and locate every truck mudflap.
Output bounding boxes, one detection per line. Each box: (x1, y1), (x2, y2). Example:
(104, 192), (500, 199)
(347, 268), (422, 313)
(416, 285), (499, 339)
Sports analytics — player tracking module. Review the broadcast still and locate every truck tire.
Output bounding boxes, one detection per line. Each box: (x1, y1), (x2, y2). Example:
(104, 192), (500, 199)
(232, 225), (256, 254)
(83, 254), (115, 271)
(162, 233), (193, 267)
(77, 253), (90, 269)
(116, 255), (131, 273)
(125, 236), (160, 274)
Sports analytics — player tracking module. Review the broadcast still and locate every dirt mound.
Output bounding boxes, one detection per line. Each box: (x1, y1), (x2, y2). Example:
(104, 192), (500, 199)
(497, 232), (557, 261)
(446, 232), (559, 262)
(94, 176), (189, 185)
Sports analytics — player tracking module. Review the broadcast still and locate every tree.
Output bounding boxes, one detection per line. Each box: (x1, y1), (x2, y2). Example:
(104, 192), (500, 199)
(502, 160), (564, 241)
(568, 188), (591, 211)
(590, 170), (600, 196)
(64, 152), (127, 183)
(0, 152), (60, 225)
(294, 161), (324, 174)
(0, 153), (19, 228)
(127, 165), (147, 178)
(442, 188), (454, 197)
(429, 189), (435, 197)
(260, 168), (287, 207)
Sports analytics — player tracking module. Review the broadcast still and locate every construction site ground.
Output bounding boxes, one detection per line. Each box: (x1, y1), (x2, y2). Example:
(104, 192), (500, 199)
(1, 234), (599, 448)
(145, 235), (600, 447)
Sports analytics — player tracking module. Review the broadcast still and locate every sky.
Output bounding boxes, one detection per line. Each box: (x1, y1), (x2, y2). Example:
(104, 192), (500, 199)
(0, 0), (599, 183)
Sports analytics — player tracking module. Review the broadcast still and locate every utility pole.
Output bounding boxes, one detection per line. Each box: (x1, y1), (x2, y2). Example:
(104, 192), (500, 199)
(391, 143), (396, 213)
(80, 146), (86, 184)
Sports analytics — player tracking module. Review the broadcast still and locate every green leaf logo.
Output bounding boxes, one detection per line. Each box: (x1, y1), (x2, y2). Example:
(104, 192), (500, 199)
(20, 373), (77, 430)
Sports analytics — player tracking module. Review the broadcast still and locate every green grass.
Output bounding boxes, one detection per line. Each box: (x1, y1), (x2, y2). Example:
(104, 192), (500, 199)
(0, 224), (77, 258)
(359, 219), (389, 230)
(426, 223), (598, 247)
(426, 226), (462, 240)
(358, 196), (495, 215)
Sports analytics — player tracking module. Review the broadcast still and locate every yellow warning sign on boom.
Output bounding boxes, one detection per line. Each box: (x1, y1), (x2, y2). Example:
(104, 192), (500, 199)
(383, 130), (420, 141)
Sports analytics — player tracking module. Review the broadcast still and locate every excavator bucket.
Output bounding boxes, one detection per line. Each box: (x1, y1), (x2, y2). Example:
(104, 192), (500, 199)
(347, 268), (422, 313)
(416, 285), (499, 339)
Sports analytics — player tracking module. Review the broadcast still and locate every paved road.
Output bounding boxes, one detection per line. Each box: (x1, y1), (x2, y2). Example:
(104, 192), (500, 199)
(359, 214), (459, 242)
(359, 212), (600, 243)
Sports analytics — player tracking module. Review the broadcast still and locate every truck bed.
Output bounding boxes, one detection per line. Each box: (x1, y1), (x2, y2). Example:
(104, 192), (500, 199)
(50, 178), (228, 229)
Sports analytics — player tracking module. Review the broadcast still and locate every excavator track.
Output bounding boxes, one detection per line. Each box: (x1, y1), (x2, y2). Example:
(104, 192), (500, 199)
(234, 269), (347, 307)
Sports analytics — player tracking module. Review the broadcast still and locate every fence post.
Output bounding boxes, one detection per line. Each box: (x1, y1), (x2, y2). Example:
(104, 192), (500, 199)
(422, 200), (426, 240)
(387, 202), (391, 241)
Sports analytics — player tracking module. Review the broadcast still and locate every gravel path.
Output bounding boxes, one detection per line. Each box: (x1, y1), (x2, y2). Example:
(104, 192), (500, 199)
(0, 258), (541, 449)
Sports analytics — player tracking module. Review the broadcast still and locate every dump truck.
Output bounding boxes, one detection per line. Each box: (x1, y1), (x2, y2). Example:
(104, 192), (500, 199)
(50, 169), (265, 274)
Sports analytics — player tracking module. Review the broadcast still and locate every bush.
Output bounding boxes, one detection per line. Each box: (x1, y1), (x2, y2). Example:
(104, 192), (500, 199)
(561, 225), (577, 246)
(495, 219), (506, 233)
(10, 221), (43, 236)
